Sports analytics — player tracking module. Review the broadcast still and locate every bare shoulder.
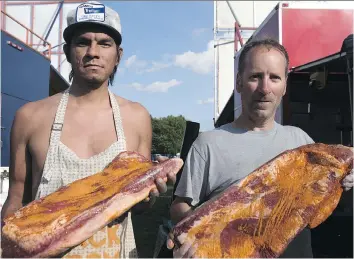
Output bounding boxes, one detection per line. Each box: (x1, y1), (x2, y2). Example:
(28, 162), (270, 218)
(13, 93), (63, 134)
(17, 93), (62, 120)
(113, 94), (152, 155)
(115, 95), (151, 121)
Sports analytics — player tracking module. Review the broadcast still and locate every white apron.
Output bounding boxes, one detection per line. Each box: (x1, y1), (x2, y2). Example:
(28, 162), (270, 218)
(35, 87), (138, 258)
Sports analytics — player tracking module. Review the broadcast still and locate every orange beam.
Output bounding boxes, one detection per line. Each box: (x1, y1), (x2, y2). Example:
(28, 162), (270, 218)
(31, 3), (34, 45)
(6, 0), (86, 6)
(234, 22), (257, 52)
(0, 10), (48, 46)
(1, 1), (6, 31)
(1, 10), (51, 59)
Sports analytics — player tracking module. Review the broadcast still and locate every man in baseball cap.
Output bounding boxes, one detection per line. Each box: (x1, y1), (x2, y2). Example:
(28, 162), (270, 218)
(2, 1), (176, 259)
(59, 2), (175, 258)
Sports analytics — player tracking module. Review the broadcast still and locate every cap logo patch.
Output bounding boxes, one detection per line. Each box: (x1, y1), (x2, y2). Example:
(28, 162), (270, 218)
(76, 3), (105, 22)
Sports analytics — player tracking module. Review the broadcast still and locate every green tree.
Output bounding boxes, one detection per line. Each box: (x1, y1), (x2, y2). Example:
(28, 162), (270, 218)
(152, 115), (186, 155)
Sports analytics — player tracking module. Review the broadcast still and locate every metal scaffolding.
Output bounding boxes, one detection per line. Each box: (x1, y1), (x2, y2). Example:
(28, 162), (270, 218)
(0, 0), (86, 79)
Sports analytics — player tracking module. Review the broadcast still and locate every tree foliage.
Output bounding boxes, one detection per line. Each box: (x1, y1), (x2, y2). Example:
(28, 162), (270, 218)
(152, 115), (186, 155)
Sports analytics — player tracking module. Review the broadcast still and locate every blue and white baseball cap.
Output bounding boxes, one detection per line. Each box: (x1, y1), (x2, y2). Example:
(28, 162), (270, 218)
(64, 1), (122, 45)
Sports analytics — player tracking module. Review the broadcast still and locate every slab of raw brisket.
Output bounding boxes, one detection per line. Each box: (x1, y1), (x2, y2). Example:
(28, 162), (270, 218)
(172, 143), (353, 258)
(1, 151), (183, 258)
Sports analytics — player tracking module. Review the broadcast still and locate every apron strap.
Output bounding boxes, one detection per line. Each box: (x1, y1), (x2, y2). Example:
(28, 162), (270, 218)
(108, 89), (126, 150)
(39, 88), (70, 187)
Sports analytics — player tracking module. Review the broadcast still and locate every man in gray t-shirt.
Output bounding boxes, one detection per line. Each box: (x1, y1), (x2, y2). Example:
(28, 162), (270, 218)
(174, 122), (314, 208)
(166, 39), (353, 258)
(174, 122), (315, 258)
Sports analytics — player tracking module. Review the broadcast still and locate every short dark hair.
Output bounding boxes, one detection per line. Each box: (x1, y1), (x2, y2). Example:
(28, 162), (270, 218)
(238, 38), (290, 76)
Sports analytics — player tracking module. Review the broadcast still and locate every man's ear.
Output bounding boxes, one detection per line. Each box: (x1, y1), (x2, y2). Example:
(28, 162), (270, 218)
(282, 75), (288, 96)
(117, 47), (123, 66)
(63, 44), (71, 63)
(236, 73), (242, 93)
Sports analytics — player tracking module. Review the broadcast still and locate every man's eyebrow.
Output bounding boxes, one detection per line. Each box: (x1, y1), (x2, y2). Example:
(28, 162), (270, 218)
(248, 71), (263, 75)
(99, 37), (114, 42)
(74, 36), (90, 41)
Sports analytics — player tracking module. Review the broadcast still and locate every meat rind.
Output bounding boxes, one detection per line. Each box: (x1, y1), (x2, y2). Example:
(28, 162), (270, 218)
(1, 151), (183, 258)
(172, 143), (353, 258)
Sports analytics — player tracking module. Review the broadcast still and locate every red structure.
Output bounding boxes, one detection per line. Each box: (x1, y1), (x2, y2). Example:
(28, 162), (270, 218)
(233, 2), (354, 70)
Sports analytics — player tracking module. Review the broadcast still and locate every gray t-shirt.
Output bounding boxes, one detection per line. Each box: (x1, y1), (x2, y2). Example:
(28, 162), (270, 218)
(175, 122), (314, 206)
(174, 122), (315, 258)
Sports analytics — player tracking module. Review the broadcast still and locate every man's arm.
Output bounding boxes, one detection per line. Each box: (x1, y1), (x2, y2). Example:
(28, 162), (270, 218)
(170, 196), (194, 224)
(136, 104), (152, 159)
(131, 104), (154, 213)
(130, 104), (176, 214)
(167, 142), (208, 258)
(1, 105), (32, 220)
(167, 197), (199, 258)
(169, 140), (209, 222)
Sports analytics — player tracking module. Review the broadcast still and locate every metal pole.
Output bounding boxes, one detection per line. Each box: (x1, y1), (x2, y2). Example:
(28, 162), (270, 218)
(214, 40), (235, 48)
(226, 0), (241, 27)
(214, 1), (218, 124)
(43, 42), (65, 53)
(235, 22), (244, 47)
(43, 0), (64, 46)
(214, 41), (219, 122)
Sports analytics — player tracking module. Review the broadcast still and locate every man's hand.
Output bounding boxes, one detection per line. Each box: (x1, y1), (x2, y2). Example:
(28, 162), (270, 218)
(144, 155), (176, 205)
(132, 155), (176, 213)
(166, 232), (198, 258)
(342, 169), (353, 191)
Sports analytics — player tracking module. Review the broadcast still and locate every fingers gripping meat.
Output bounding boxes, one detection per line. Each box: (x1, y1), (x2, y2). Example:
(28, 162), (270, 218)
(1, 151), (183, 258)
(172, 143), (353, 258)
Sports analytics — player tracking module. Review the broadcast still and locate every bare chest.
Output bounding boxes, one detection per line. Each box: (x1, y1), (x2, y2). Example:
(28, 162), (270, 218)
(60, 110), (119, 159)
(28, 106), (140, 186)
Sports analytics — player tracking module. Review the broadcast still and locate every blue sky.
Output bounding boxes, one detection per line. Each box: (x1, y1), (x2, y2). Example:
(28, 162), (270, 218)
(102, 1), (215, 131)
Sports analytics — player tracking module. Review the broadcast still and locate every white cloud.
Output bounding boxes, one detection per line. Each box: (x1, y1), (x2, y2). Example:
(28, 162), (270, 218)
(197, 97), (214, 105)
(143, 61), (172, 73)
(174, 41), (214, 74)
(126, 79), (182, 93)
(124, 55), (170, 74)
(123, 41), (215, 75)
(124, 55), (136, 67)
(124, 55), (147, 69)
(117, 67), (125, 75)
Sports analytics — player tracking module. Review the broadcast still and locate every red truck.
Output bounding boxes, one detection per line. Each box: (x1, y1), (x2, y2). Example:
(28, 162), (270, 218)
(214, 2), (353, 257)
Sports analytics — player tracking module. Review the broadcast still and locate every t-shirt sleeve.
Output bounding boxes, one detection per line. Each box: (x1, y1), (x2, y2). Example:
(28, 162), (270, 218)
(302, 130), (315, 144)
(290, 126), (315, 146)
(174, 144), (208, 207)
